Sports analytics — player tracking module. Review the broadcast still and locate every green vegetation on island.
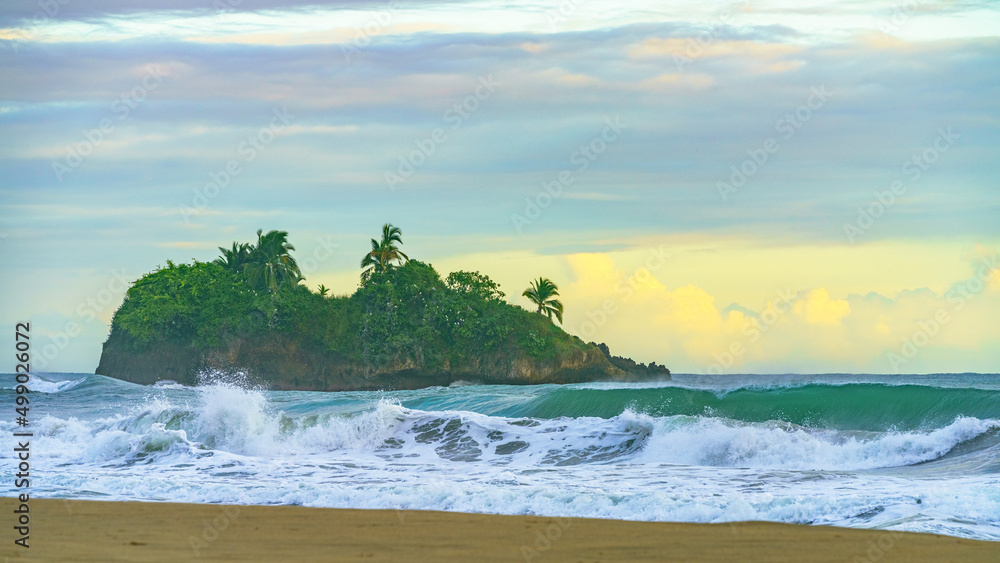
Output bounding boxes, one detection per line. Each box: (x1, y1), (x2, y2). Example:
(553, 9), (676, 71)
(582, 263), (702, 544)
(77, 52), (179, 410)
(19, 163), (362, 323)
(97, 226), (669, 390)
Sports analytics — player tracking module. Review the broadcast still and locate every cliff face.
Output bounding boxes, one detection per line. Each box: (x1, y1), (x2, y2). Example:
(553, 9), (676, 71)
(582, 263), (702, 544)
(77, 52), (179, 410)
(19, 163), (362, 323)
(95, 332), (632, 391)
(96, 259), (670, 391)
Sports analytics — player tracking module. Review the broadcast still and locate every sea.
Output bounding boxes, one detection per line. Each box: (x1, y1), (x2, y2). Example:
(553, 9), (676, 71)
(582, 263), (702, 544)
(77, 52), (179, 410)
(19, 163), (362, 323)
(2, 372), (999, 542)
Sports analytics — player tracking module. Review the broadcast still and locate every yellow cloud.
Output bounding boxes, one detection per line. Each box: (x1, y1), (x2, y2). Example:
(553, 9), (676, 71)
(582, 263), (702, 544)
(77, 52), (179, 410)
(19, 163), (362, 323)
(725, 309), (751, 332)
(630, 267), (664, 292)
(565, 253), (621, 296)
(428, 239), (1000, 374)
(664, 285), (721, 333)
(638, 73), (715, 91)
(514, 68), (606, 92)
(560, 73), (601, 86)
(794, 288), (851, 325)
(860, 31), (912, 50)
(762, 60), (805, 74)
(0, 29), (30, 41)
(630, 39), (799, 60)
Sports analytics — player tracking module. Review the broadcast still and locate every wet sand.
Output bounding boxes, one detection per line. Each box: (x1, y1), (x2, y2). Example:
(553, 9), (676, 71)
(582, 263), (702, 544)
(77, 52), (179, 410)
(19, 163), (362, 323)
(2, 497), (996, 562)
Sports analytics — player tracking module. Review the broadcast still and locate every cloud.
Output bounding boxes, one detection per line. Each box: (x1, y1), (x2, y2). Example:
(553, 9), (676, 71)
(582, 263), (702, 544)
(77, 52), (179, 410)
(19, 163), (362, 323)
(637, 72), (716, 91)
(2, 0), (999, 372)
(561, 192), (634, 201)
(537, 243), (632, 255)
(630, 38), (801, 60)
(0, 0), (428, 26)
(794, 288), (850, 325)
(279, 124), (359, 135)
(560, 251), (1000, 374)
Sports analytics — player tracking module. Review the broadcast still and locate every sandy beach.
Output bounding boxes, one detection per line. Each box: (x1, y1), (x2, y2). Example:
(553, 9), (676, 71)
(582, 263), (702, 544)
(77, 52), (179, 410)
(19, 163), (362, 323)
(2, 497), (996, 562)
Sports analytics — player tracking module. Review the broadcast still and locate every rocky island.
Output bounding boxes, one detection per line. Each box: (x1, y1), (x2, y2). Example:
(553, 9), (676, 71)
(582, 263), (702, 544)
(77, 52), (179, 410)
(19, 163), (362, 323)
(96, 227), (669, 391)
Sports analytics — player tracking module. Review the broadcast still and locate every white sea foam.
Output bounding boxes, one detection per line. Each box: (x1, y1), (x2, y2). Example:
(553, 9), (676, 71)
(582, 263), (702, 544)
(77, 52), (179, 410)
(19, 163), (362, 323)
(637, 413), (1000, 470)
(14, 381), (1000, 473)
(19, 375), (87, 394)
(151, 380), (190, 390)
(4, 379), (999, 542)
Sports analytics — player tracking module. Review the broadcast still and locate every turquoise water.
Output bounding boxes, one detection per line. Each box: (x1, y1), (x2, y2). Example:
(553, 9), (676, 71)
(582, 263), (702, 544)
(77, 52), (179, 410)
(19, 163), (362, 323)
(2, 372), (999, 541)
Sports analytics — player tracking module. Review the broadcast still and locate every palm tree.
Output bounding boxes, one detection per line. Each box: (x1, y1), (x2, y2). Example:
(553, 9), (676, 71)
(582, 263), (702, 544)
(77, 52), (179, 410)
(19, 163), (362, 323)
(317, 284), (330, 297)
(523, 277), (564, 324)
(360, 223), (409, 281)
(244, 229), (303, 293)
(213, 242), (253, 273)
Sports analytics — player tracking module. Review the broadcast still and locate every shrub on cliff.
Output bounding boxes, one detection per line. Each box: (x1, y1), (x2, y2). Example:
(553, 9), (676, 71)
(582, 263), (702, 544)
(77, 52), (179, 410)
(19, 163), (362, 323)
(111, 261), (272, 348)
(345, 261), (574, 367)
(108, 259), (588, 368)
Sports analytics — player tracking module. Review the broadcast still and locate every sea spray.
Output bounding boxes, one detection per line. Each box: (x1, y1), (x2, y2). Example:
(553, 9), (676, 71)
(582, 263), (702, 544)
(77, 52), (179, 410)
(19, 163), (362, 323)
(3, 373), (1000, 542)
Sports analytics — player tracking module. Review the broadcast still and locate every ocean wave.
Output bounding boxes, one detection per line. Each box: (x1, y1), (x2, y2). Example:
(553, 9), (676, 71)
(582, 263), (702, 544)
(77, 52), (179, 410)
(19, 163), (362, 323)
(152, 380), (191, 390)
(493, 383), (1000, 432)
(8, 380), (998, 475)
(637, 414), (1000, 470)
(16, 383), (406, 464)
(0, 374), (1000, 540)
(26, 375), (88, 394)
(0, 374), (114, 394)
(5, 378), (1000, 542)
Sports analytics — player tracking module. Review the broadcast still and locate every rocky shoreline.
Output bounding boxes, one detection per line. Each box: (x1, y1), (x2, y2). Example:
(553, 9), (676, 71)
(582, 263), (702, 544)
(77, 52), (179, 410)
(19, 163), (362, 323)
(96, 334), (669, 391)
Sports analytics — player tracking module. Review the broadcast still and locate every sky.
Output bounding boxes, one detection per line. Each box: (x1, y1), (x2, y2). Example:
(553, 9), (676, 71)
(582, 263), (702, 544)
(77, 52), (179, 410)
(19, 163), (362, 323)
(1, 0), (998, 375)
